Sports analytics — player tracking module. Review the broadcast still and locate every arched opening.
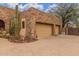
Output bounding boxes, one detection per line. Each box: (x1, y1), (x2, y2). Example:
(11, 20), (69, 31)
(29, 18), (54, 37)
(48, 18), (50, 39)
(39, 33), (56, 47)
(0, 20), (5, 30)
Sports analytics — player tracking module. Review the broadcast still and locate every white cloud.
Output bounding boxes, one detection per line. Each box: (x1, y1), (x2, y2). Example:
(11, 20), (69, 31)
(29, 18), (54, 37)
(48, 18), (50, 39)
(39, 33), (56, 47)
(49, 4), (57, 8)
(0, 3), (45, 12)
(0, 3), (24, 11)
(28, 3), (44, 10)
(7, 3), (18, 9)
(19, 3), (44, 11)
(45, 4), (57, 12)
(18, 3), (57, 12)
(18, 4), (24, 11)
(0, 3), (19, 9)
(0, 3), (58, 12)
(5, 3), (44, 11)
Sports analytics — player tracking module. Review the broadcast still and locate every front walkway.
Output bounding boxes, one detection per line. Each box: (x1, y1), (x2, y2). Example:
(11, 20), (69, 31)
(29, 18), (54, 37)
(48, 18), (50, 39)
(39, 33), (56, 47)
(0, 35), (79, 56)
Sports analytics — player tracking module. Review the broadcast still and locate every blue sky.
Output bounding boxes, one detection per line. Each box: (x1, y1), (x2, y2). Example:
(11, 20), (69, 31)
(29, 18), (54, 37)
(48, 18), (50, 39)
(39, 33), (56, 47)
(19, 3), (56, 9)
(0, 3), (57, 12)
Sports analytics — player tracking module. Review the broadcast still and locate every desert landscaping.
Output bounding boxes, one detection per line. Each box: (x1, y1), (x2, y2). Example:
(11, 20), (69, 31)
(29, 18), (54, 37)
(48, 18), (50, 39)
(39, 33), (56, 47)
(0, 35), (79, 56)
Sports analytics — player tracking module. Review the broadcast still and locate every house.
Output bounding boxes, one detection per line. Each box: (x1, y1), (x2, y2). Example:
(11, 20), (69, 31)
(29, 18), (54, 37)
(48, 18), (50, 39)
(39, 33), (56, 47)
(20, 7), (62, 39)
(0, 6), (62, 39)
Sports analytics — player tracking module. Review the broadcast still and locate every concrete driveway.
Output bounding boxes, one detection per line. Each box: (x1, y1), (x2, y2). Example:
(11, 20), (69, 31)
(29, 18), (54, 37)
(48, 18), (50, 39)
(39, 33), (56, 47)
(0, 35), (79, 56)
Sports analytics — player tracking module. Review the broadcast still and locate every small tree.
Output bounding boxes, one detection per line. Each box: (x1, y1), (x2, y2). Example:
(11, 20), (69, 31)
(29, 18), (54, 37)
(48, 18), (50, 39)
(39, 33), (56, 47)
(48, 3), (79, 29)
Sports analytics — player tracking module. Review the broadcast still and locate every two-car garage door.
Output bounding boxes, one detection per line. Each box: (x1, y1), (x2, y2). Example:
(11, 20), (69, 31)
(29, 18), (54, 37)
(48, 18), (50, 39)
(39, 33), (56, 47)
(36, 23), (53, 39)
(36, 23), (60, 39)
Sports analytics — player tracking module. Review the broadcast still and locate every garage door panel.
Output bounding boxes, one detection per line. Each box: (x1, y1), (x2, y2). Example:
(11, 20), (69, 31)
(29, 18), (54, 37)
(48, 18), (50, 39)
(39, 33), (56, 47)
(36, 23), (52, 39)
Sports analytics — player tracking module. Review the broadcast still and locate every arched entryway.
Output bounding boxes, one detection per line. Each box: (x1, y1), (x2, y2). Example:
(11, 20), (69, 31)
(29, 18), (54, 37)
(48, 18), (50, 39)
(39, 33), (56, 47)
(0, 20), (5, 30)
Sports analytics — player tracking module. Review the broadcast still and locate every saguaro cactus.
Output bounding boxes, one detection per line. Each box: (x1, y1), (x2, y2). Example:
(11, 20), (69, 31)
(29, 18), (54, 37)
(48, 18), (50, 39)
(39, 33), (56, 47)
(14, 5), (20, 38)
(9, 5), (21, 39)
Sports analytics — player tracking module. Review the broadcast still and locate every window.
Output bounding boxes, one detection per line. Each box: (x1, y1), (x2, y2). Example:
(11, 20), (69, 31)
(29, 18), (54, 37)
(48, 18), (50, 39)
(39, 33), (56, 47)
(22, 21), (25, 29)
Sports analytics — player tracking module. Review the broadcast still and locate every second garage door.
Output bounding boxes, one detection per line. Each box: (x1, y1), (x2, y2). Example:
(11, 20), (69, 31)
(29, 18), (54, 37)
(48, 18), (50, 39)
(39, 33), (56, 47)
(36, 23), (53, 39)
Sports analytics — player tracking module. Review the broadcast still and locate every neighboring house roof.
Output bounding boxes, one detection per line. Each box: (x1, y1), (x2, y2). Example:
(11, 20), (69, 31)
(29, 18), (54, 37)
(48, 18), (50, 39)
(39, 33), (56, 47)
(21, 7), (62, 25)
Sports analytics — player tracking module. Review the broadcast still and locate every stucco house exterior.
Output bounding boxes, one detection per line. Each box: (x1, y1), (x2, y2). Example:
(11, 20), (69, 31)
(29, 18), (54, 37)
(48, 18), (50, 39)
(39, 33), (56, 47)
(0, 6), (62, 39)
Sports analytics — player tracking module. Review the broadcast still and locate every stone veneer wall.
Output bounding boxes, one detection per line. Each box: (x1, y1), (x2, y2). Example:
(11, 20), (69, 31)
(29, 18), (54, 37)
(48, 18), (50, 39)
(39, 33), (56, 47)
(0, 7), (15, 32)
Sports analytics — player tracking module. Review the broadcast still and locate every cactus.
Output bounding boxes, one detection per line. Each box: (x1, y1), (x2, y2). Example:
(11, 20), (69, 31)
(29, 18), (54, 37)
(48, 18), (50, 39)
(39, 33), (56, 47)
(14, 5), (21, 38)
(9, 5), (21, 39)
(9, 15), (15, 36)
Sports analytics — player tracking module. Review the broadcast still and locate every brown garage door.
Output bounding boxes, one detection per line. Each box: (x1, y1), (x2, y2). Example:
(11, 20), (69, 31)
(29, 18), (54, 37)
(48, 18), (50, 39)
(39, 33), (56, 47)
(55, 25), (60, 35)
(36, 23), (53, 39)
